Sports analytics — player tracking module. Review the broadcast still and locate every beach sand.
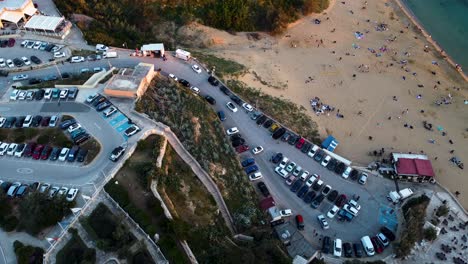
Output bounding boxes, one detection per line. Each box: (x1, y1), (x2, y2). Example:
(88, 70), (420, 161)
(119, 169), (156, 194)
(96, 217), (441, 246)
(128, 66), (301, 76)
(185, 0), (468, 208)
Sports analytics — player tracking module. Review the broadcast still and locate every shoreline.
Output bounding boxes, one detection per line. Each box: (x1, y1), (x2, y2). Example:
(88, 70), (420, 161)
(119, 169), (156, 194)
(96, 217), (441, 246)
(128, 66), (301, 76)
(393, 0), (468, 82)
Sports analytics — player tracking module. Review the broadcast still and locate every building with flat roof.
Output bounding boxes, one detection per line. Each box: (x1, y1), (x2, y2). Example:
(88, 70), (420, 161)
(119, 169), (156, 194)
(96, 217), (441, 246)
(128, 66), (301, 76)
(24, 15), (71, 38)
(104, 63), (155, 98)
(0, 0), (37, 28)
(391, 153), (435, 183)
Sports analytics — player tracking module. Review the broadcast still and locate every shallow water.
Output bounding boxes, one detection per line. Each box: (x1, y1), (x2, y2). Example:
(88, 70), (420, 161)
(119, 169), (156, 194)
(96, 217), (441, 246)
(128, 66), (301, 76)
(403, 0), (468, 69)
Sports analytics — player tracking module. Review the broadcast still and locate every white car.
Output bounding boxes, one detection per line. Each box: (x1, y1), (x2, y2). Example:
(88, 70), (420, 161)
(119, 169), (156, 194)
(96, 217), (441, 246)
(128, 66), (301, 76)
(249, 172), (263, 181)
(96, 44), (108, 51)
(285, 162), (296, 172)
(12, 74), (29, 81)
(22, 115), (33, 127)
(252, 146), (264, 155)
(58, 187), (69, 196)
(21, 57), (31, 65)
(0, 117), (6, 127)
(49, 115), (58, 127)
(70, 56), (85, 63)
(292, 165), (302, 176)
(327, 205), (340, 218)
(342, 166), (352, 179)
(18, 91), (27, 100)
(274, 166), (289, 178)
(307, 144), (320, 158)
(0, 143), (9, 155)
(66, 188), (79, 202)
(278, 157), (289, 169)
(190, 86), (200, 94)
(348, 199), (361, 211)
(44, 89), (52, 100)
(191, 64), (202, 73)
(226, 127), (239, 135)
(33, 41), (42, 49)
(321, 155), (331, 167)
(6, 59), (14, 68)
(299, 171), (310, 181)
(38, 183), (51, 193)
(358, 173), (368, 185)
(68, 123), (82, 133)
(377, 233), (390, 247)
(242, 103), (253, 112)
(317, 214), (330, 229)
(0, 58), (5, 67)
(305, 174), (319, 187)
(54, 52), (66, 58)
(279, 209), (292, 217)
(226, 102), (238, 112)
(14, 144), (26, 157)
(103, 106), (117, 117)
(10, 90), (20, 100)
(124, 125), (140, 137)
(333, 239), (342, 257)
(59, 89), (69, 99)
(168, 73), (178, 81)
(343, 204), (359, 216)
(58, 148), (70, 161)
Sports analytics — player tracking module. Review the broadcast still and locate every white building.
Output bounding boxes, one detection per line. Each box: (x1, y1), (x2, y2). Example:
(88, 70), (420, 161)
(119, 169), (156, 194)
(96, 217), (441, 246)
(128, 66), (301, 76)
(0, 0), (37, 28)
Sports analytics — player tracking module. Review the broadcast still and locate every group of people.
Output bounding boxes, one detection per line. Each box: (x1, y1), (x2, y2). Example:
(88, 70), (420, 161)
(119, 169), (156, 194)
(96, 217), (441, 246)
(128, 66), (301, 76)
(310, 97), (336, 117)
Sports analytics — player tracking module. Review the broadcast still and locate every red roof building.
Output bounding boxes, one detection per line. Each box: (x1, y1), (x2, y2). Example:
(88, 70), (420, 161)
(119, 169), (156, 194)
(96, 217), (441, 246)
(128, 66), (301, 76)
(392, 153), (435, 182)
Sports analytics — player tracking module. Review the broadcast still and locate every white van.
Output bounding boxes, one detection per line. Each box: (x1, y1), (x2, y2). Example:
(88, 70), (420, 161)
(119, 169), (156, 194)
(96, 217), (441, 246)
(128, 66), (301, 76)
(361, 236), (375, 256)
(307, 144), (320, 158)
(333, 238), (342, 257)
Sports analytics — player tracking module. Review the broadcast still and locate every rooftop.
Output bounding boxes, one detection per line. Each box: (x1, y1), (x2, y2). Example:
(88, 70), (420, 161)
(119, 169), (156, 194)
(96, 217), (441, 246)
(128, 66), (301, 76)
(24, 15), (64, 31)
(396, 158), (435, 177)
(0, 0), (29, 10)
(106, 63), (153, 91)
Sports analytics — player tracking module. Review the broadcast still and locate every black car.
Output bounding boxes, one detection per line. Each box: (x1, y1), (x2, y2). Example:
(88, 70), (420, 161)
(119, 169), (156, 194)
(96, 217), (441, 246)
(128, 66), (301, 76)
(61, 72), (72, 79)
(4, 117), (16, 128)
(178, 79), (190, 87)
(380, 226), (396, 241)
(76, 148), (88, 162)
(0, 40), (8, 47)
(13, 58), (24, 67)
(311, 194), (325, 208)
(296, 185), (309, 198)
(303, 191), (316, 203)
(74, 134), (90, 145)
(0, 182), (11, 192)
(334, 162), (346, 175)
(272, 127), (286, 140)
(232, 138), (245, 148)
(350, 169), (359, 180)
(263, 119), (273, 128)
(96, 101), (112, 111)
(327, 190), (339, 202)
(353, 243), (363, 258)
(301, 142), (311, 153)
(230, 95), (243, 105)
(288, 134), (299, 145)
(45, 44), (55, 52)
(257, 182), (270, 197)
(343, 242), (353, 257)
(204, 95), (216, 105)
(219, 85), (231, 96)
(43, 74), (58, 82)
(270, 219), (285, 227)
(335, 194), (348, 207)
(281, 132), (291, 142)
(230, 134), (243, 141)
(16, 185), (29, 198)
(59, 119), (76, 129)
(256, 115), (267, 125)
(15, 116), (26, 128)
(50, 147), (61, 160)
(322, 236), (331, 254)
(208, 76), (219, 86)
(271, 152), (283, 164)
(92, 95), (106, 107)
(28, 78), (42, 85)
(326, 158), (337, 171)
(35, 89), (45, 100)
(31, 115), (42, 127)
(30, 56), (42, 64)
(313, 149), (325, 162)
(0, 70), (9, 77)
(290, 180), (302, 193)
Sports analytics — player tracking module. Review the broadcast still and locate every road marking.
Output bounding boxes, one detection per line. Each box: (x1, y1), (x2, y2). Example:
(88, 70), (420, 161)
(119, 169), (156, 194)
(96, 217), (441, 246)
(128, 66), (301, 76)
(16, 168), (33, 174)
(94, 122), (102, 130)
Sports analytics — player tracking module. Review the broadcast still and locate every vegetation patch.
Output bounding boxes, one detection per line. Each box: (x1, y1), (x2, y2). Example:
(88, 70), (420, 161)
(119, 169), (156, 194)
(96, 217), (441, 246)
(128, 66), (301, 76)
(227, 80), (320, 144)
(191, 51), (246, 78)
(17, 74), (93, 89)
(13, 240), (44, 264)
(81, 203), (135, 252)
(395, 195), (431, 258)
(80, 138), (101, 165)
(56, 228), (96, 264)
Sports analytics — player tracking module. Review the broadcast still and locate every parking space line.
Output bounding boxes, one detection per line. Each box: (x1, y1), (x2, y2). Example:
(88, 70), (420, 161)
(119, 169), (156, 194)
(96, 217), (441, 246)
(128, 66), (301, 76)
(94, 122), (102, 130)
(0, 157), (82, 167)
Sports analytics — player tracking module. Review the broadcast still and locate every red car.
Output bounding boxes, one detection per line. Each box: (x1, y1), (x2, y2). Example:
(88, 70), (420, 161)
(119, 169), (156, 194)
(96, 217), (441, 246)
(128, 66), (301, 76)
(40, 146), (52, 160)
(295, 137), (305, 149)
(235, 145), (250, 153)
(335, 194), (347, 207)
(371, 236), (384, 254)
(24, 142), (37, 157)
(32, 145), (44, 160)
(8, 38), (15, 47)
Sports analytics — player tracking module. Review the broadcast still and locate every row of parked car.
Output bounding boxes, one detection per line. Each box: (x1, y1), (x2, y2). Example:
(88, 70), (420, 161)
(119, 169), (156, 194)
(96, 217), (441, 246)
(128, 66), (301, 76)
(1, 180), (78, 202)
(0, 55), (43, 69)
(60, 118), (91, 146)
(85, 93), (141, 137)
(0, 140), (88, 162)
(0, 114), (59, 128)
(10, 88), (79, 101)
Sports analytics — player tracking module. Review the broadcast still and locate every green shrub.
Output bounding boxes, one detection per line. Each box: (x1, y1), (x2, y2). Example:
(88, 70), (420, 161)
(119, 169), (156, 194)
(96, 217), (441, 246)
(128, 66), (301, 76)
(24, 128), (39, 140)
(37, 134), (50, 145)
(105, 181), (130, 206)
(13, 241), (44, 264)
(13, 240), (24, 252)
(13, 135), (26, 143)
(435, 205), (449, 217)
(424, 227), (438, 241)
(56, 232), (95, 264)
(2, 215), (19, 232)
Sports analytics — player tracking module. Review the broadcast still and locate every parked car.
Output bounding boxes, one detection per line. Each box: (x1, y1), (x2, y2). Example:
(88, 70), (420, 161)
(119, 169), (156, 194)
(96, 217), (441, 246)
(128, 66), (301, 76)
(241, 158), (255, 168)
(343, 242), (353, 258)
(257, 182), (270, 197)
(204, 95), (216, 105)
(249, 172), (262, 181)
(342, 167), (352, 179)
(217, 111), (226, 121)
(109, 146), (125, 161)
(295, 138), (305, 149)
(58, 148), (70, 161)
(322, 236), (331, 254)
(30, 55), (42, 64)
(353, 243), (364, 258)
(371, 236), (384, 254)
(290, 179), (302, 192)
(70, 56), (85, 63)
(14, 144), (26, 157)
(317, 214), (329, 230)
(377, 233), (390, 247)
(321, 155), (331, 167)
(49, 115), (59, 127)
(12, 74), (28, 81)
(271, 127), (286, 139)
(226, 102), (238, 112)
(296, 185), (309, 198)
(358, 173), (368, 185)
(244, 165), (258, 174)
(311, 194), (325, 208)
(380, 226), (396, 241)
(271, 152), (283, 164)
(191, 64), (202, 73)
(208, 76), (219, 86)
(124, 125), (140, 137)
(66, 188), (79, 202)
(303, 191), (316, 203)
(326, 158), (337, 171)
(327, 205), (340, 218)
(321, 185), (332, 196)
(279, 209), (292, 217)
(296, 215), (305, 230)
(333, 239), (343, 257)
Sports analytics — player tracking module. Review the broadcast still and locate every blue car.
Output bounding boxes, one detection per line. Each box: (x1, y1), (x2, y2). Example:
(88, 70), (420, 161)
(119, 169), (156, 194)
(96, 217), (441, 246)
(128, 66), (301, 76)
(338, 209), (354, 221)
(244, 165), (259, 174)
(303, 191), (316, 203)
(241, 158), (255, 168)
(59, 119), (76, 129)
(217, 111), (226, 121)
(290, 180), (302, 193)
(296, 185), (309, 198)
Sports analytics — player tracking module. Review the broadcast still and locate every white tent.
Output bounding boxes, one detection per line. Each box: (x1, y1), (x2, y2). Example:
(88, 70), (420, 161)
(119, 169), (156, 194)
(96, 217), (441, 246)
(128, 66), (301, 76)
(24, 15), (64, 32)
(141, 43), (165, 56)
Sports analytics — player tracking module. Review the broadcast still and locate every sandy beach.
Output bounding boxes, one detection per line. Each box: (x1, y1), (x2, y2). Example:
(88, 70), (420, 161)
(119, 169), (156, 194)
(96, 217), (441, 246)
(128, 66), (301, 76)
(184, 0), (468, 208)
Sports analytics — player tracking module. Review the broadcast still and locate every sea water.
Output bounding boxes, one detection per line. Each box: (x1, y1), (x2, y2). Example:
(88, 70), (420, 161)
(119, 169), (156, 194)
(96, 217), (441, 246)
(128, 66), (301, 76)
(403, 0), (468, 69)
